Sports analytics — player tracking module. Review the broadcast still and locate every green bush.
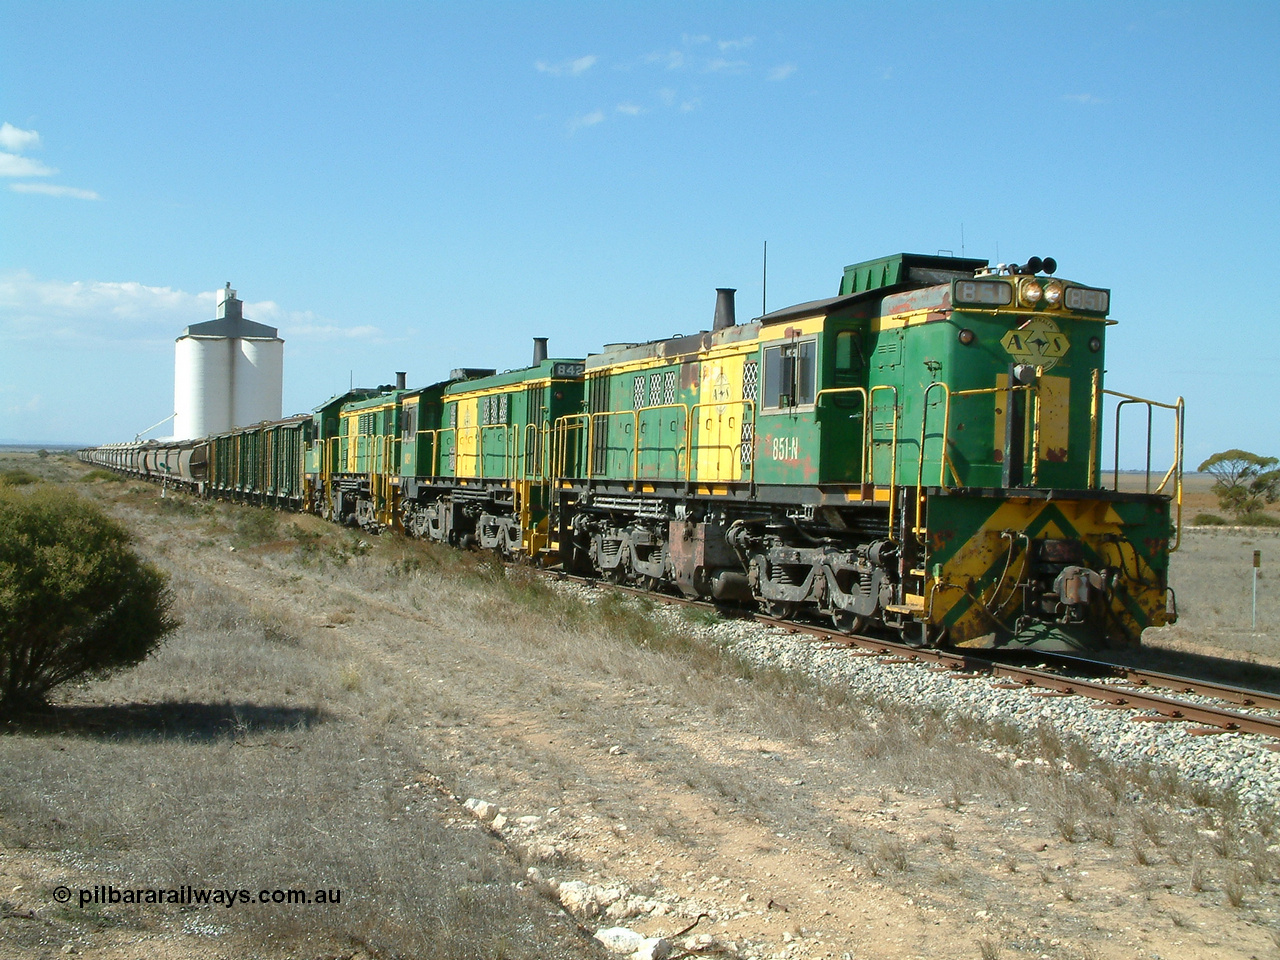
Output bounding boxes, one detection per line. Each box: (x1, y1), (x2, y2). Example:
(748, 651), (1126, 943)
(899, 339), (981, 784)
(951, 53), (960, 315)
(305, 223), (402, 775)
(1238, 511), (1280, 527)
(1192, 513), (1229, 526)
(0, 468), (39, 486)
(0, 485), (178, 714)
(233, 508), (280, 547)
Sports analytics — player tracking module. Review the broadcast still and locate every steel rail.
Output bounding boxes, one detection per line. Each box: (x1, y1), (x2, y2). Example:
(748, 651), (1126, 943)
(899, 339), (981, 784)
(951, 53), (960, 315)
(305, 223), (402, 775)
(769, 618), (1280, 743)
(558, 575), (1280, 744)
(1010, 652), (1280, 712)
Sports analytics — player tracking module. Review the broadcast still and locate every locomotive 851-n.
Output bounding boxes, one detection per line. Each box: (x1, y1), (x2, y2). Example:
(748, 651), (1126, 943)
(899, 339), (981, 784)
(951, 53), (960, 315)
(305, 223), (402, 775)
(83, 253), (1184, 652)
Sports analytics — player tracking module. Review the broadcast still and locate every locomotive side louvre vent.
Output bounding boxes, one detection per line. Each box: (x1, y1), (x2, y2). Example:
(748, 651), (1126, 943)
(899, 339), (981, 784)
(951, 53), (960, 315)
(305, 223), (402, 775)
(874, 338), (901, 369)
(664, 370), (676, 405)
(743, 360), (759, 402)
(741, 420), (754, 466)
(449, 405), (458, 429)
(633, 375), (646, 409)
(499, 393), (508, 423)
(650, 372), (662, 407)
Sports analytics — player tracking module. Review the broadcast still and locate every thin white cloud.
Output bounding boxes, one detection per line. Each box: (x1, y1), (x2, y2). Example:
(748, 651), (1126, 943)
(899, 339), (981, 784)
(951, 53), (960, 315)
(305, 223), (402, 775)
(682, 34), (710, 45)
(0, 273), (381, 345)
(10, 183), (100, 200)
(718, 37), (755, 52)
(680, 99), (700, 113)
(768, 64), (796, 81)
(616, 103), (645, 116)
(705, 58), (748, 74)
(535, 54), (598, 76)
(285, 322), (383, 341)
(568, 110), (606, 134)
(0, 152), (56, 177)
(0, 123), (40, 152)
(646, 49), (685, 70)
(659, 88), (677, 107)
(1063, 93), (1105, 104)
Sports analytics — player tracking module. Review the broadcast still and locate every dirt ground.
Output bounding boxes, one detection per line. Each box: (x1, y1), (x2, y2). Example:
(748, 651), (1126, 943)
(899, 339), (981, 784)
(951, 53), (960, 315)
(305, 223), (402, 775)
(3, 454), (1279, 959)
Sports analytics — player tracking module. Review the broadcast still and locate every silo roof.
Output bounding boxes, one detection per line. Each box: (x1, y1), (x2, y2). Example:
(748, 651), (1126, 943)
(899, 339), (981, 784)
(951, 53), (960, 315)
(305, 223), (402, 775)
(180, 316), (280, 339)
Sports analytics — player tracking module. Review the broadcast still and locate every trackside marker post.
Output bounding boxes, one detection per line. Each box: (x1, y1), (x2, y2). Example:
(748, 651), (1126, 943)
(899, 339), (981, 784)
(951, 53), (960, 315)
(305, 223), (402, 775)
(1254, 550), (1262, 631)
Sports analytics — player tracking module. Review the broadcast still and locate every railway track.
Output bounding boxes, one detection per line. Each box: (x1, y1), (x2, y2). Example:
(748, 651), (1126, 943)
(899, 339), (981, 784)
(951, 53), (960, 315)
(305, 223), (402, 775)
(557, 573), (1280, 748)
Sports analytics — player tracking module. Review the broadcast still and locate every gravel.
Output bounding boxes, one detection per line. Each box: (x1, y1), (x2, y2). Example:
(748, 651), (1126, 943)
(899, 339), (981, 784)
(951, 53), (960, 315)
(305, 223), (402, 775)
(556, 579), (1280, 826)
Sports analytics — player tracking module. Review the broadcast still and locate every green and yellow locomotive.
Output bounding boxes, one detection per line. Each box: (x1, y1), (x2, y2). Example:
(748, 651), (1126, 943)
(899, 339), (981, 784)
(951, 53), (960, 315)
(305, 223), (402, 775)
(304, 351), (587, 558)
(549, 253), (1182, 650)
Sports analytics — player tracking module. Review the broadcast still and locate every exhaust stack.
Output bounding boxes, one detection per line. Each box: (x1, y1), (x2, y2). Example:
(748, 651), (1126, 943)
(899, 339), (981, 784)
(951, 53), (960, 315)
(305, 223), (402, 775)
(395, 371), (406, 390)
(532, 337), (549, 365)
(713, 288), (737, 331)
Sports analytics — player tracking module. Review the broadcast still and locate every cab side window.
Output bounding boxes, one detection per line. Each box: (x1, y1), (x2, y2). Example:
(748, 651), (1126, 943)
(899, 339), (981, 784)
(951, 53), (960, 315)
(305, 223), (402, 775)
(763, 339), (816, 410)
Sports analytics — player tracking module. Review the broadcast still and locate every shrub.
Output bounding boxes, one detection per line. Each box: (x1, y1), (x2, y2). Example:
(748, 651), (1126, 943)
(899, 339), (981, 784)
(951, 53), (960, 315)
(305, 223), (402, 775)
(233, 508), (280, 547)
(1192, 513), (1228, 526)
(0, 485), (178, 714)
(0, 468), (39, 486)
(1237, 510), (1280, 527)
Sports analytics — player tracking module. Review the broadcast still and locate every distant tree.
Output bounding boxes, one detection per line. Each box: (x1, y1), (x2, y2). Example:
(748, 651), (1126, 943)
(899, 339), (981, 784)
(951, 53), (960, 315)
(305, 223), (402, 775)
(0, 485), (178, 714)
(36, 449), (49, 459)
(1197, 449), (1280, 520)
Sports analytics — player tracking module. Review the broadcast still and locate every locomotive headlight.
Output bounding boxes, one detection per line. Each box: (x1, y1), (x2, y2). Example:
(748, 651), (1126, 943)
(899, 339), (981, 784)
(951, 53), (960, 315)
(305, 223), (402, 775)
(1043, 279), (1064, 306)
(1019, 279), (1044, 306)
(957, 328), (976, 345)
(1088, 336), (1102, 353)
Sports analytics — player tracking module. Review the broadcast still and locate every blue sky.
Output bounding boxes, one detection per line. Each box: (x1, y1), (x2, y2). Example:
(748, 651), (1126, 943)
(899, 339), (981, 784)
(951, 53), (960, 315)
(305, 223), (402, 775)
(2, 1), (1277, 470)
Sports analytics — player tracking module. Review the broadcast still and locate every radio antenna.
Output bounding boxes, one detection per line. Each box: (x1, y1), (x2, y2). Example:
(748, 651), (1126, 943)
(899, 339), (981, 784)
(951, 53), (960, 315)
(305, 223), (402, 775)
(762, 240), (768, 316)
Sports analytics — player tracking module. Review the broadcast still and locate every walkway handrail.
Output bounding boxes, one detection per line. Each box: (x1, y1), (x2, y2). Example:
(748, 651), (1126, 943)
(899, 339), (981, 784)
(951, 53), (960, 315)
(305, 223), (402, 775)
(553, 413), (590, 483)
(635, 402), (691, 482)
(1106, 389), (1185, 551)
(687, 400), (753, 483)
(815, 387), (869, 484)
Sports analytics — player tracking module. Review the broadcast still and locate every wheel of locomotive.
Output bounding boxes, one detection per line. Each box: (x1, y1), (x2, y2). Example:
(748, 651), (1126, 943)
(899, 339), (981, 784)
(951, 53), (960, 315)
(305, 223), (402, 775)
(760, 599), (798, 620)
(832, 610), (868, 634)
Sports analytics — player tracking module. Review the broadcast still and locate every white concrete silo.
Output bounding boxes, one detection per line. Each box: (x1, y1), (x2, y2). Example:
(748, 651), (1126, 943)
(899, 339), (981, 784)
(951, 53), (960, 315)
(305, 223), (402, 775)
(173, 284), (285, 440)
(233, 337), (284, 428)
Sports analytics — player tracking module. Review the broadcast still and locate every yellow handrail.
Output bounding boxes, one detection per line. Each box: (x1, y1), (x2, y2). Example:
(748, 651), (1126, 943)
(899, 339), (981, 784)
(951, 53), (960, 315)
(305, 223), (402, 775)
(1105, 389), (1185, 551)
(553, 414), (589, 483)
(868, 384), (899, 541)
(686, 400), (753, 483)
(814, 387), (869, 484)
(635, 402), (691, 481)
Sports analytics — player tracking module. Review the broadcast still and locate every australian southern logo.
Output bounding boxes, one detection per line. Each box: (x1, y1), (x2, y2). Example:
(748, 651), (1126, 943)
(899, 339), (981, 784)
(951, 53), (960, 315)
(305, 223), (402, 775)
(1001, 317), (1069, 371)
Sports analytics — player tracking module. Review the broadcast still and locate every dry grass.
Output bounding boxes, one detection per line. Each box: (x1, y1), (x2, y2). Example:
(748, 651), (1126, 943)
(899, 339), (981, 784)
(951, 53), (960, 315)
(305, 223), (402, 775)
(0, 488), (598, 958)
(7, 456), (1279, 957)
